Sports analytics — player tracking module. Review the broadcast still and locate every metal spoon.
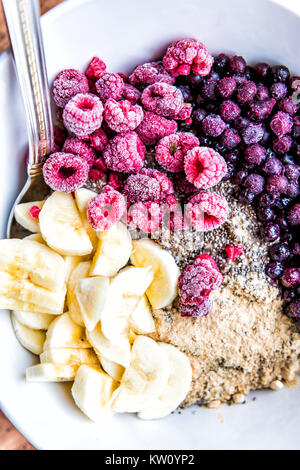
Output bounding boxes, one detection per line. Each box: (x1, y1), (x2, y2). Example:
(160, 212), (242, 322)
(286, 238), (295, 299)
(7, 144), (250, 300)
(3, 0), (53, 238)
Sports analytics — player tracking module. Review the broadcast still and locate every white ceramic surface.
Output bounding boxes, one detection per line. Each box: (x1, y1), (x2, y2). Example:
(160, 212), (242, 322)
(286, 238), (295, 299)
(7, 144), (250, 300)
(0, 0), (300, 451)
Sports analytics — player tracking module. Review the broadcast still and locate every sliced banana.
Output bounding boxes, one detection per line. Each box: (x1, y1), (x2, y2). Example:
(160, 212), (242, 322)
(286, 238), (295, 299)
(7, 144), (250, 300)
(113, 335), (170, 413)
(12, 314), (46, 355)
(0, 296), (61, 315)
(13, 310), (55, 330)
(24, 233), (45, 244)
(75, 276), (110, 331)
(40, 348), (99, 367)
(100, 356), (125, 382)
(0, 238), (65, 291)
(90, 222), (132, 277)
(67, 261), (91, 327)
(72, 365), (118, 421)
(130, 239), (180, 309)
(129, 295), (155, 335)
(14, 200), (44, 233)
(26, 363), (78, 382)
(0, 271), (66, 314)
(138, 343), (192, 420)
(39, 192), (93, 256)
(86, 323), (131, 368)
(101, 266), (153, 342)
(74, 188), (98, 251)
(43, 313), (90, 350)
(64, 256), (82, 284)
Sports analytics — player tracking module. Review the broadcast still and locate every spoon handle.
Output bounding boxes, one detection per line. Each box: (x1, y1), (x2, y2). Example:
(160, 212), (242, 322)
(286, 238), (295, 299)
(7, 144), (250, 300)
(2, 0), (54, 177)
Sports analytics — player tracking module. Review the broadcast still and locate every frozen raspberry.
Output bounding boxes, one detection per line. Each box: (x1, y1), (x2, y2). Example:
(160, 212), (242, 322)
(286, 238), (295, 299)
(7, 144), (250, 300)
(43, 152), (89, 193)
(278, 97), (299, 115)
(287, 203), (300, 226)
(89, 168), (105, 181)
(129, 61), (175, 87)
(95, 72), (124, 102)
(217, 77), (236, 98)
(103, 132), (145, 173)
(87, 186), (126, 230)
(179, 297), (212, 317)
(184, 147), (227, 190)
(63, 93), (103, 137)
(62, 137), (96, 167)
(194, 253), (222, 274)
(52, 69), (89, 108)
(108, 172), (125, 191)
(136, 111), (177, 145)
(178, 256), (222, 304)
(270, 111), (293, 137)
(163, 39), (213, 77)
(186, 191), (228, 231)
(89, 128), (109, 152)
(225, 245), (243, 261)
(123, 173), (160, 203)
(155, 132), (199, 173)
(139, 168), (174, 199)
(141, 83), (184, 117)
(220, 100), (241, 122)
(128, 201), (161, 233)
(104, 99), (144, 133)
(273, 135), (293, 154)
(202, 114), (226, 137)
(173, 103), (193, 121)
(28, 205), (41, 219)
(121, 84), (141, 104)
(221, 129), (241, 149)
(85, 57), (106, 81)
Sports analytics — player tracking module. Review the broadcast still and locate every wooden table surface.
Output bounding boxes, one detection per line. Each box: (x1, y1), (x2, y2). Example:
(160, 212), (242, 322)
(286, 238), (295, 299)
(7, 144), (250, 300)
(0, 0), (64, 451)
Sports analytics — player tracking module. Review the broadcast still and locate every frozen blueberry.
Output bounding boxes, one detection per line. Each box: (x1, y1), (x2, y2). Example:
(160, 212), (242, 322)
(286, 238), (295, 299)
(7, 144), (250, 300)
(269, 242), (291, 262)
(255, 62), (271, 80)
(236, 80), (257, 104)
(241, 123), (264, 144)
(220, 100), (241, 122)
(286, 182), (299, 198)
(270, 82), (287, 100)
(266, 262), (283, 279)
(238, 188), (256, 204)
(229, 55), (247, 74)
(256, 84), (270, 101)
(202, 81), (217, 101)
(278, 97), (299, 115)
(286, 300), (300, 319)
(233, 169), (248, 185)
(257, 206), (274, 221)
(258, 192), (277, 207)
(217, 77), (236, 98)
(248, 99), (276, 121)
(178, 85), (193, 102)
(287, 203), (300, 226)
(291, 242), (300, 255)
(244, 144), (266, 166)
(262, 157), (283, 175)
(192, 108), (207, 127)
(273, 135), (293, 154)
(285, 163), (300, 182)
(202, 114), (226, 137)
(266, 175), (289, 194)
(244, 173), (264, 195)
(269, 65), (290, 83)
(213, 53), (230, 75)
(281, 268), (300, 288)
(260, 222), (280, 242)
(221, 128), (241, 149)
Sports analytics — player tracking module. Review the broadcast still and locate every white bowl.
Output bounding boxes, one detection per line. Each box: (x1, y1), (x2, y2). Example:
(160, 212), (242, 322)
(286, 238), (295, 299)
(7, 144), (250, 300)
(0, 0), (300, 451)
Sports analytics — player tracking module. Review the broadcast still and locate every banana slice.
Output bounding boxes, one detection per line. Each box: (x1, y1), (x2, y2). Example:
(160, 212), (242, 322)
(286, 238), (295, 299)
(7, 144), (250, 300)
(130, 239), (180, 309)
(26, 363), (77, 382)
(39, 192), (93, 256)
(75, 276), (110, 331)
(64, 256), (82, 284)
(138, 343), (192, 420)
(86, 323), (131, 368)
(99, 356), (125, 382)
(0, 238), (65, 291)
(90, 222), (132, 277)
(43, 313), (90, 350)
(24, 233), (45, 244)
(12, 314), (46, 355)
(74, 188), (98, 250)
(13, 310), (55, 330)
(0, 296), (61, 315)
(129, 295), (155, 335)
(40, 348), (99, 367)
(14, 201), (44, 233)
(113, 335), (170, 413)
(0, 271), (66, 314)
(72, 365), (118, 421)
(101, 266), (153, 342)
(67, 261), (91, 327)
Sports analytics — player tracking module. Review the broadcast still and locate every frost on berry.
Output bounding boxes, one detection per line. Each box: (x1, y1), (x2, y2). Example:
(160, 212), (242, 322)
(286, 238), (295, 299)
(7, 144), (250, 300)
(43, 152), (89, 193)
(184, 147), (227, 189)
(85, 57), (106, 81)
(63, 137), (97, 167)
(155, 132), (199, 173)
(127, 201), (161, 233)
(163, 39), (213, 77)
(186, 191), (228, 231)
(103, 132), (145, 173)
(121, 84), (141, 104)
(95, 72), (124, 101)
(108, 172), (125, 191)
(103, 99), (144, 133)
(136, 111), (177, 145)
(89, 168), (106, 181)
(270, 111), (293, 137)
(179, 297), (212, 317)
(52, 69), (89, 108)
(87, 186), (126, 230)
(173, 103), (193, 121)
(141, 83), (184, 117)
(63, 93), (103, 137)
(139, 168), (174, 200)
(123, 174), (160, 203)
(89, 128), (109, 152)
(129, 61), (175, 88)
